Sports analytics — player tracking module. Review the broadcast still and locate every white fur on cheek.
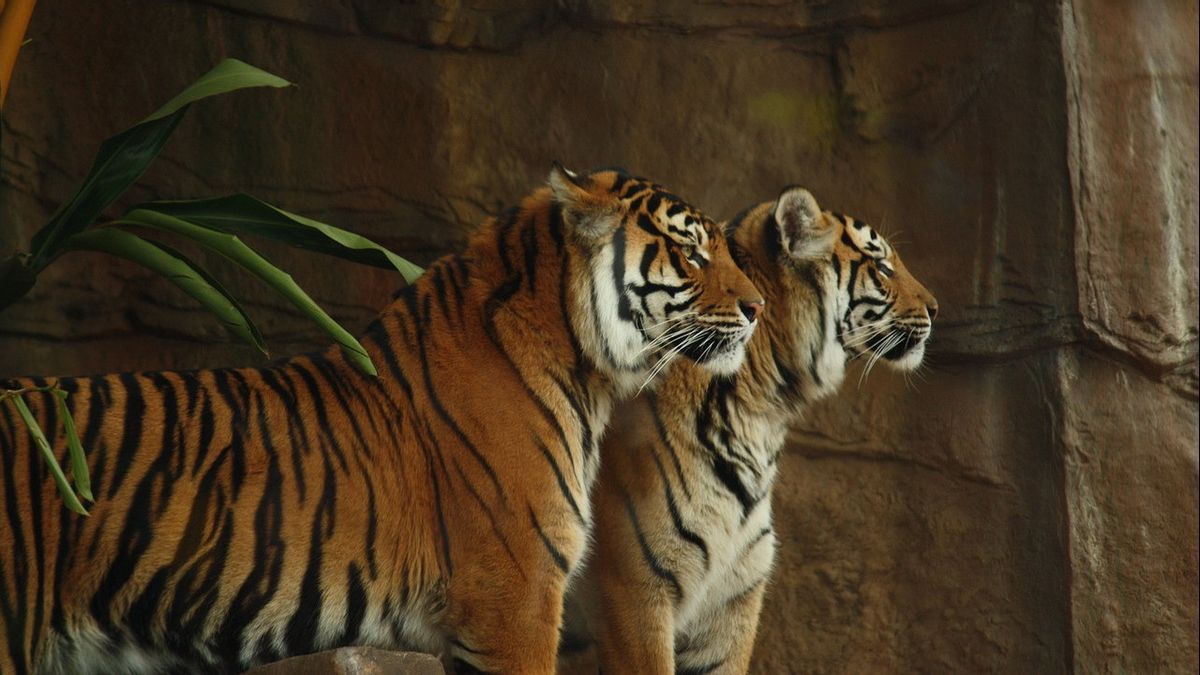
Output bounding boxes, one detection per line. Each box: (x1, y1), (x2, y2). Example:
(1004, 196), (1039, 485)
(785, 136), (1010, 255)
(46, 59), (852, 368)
(589, 240), (649, 371)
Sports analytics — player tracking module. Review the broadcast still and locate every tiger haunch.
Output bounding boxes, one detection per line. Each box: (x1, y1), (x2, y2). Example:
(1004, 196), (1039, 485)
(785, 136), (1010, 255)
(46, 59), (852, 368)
(565, 186), (937, 675)
(0, 167), (761, 674)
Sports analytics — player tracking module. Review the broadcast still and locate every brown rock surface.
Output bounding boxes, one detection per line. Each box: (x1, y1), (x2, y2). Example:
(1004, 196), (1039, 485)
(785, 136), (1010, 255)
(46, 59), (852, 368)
(1, 0), (1195, 672)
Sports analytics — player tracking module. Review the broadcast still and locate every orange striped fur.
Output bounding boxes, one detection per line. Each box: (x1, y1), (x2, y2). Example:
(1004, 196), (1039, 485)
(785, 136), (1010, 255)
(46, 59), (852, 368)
(563, 187), (937, 674)
(0, 167), (763, 674)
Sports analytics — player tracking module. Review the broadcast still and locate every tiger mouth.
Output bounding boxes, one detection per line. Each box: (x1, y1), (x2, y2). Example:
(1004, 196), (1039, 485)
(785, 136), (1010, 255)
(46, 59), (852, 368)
(678, 325), (753, 366)
(867, 327), (928, 361)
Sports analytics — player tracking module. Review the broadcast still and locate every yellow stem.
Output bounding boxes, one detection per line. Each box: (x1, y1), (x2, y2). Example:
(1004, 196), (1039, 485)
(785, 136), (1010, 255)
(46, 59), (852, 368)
(0, 0), (36, 109)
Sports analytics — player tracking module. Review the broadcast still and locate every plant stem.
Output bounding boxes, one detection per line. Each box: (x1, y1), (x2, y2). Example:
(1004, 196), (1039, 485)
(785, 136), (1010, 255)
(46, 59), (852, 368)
(0, 0), (36, 109)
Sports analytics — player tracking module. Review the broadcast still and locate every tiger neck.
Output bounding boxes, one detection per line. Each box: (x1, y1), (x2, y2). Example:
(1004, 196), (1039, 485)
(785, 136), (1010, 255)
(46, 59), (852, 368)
(672, 217), (847, 494)
(367, 199), (629, 491)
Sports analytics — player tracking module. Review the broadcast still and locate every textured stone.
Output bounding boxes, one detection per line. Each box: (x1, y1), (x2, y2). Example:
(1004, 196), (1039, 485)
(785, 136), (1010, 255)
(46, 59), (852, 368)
(565, 0), (982, 34)
(0, 0), (1196, 672)
(203, 0), (361, 34)
(244, 647), (444, 674)
(753, 356), (1071, 673)
(1064, 0), (1199, 374)
(354, 0), (556, 51)
(1057, 349), (1199, 673)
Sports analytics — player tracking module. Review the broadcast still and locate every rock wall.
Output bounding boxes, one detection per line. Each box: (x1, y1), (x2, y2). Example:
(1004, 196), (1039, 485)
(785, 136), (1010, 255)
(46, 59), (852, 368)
(1, 1), (1195, 672)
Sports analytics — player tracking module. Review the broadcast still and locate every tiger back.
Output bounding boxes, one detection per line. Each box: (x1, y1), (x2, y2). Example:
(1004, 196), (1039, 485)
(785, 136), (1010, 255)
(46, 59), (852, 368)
(565, 186), (938, 674)
(0, 165), (763, 674)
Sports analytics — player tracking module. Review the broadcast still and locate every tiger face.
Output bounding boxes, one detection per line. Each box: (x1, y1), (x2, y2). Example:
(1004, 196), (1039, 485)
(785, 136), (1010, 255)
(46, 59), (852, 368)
(551, 165), (763, 383)
(833, 202), (937, 370)
(749, 186), (937, 386)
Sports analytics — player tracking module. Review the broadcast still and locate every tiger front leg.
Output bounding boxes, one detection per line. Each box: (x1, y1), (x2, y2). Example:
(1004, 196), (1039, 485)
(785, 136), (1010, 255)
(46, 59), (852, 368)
(674, 581), (769, 675)
(590, 569), (676, 675)
(442, 566), (569, 675)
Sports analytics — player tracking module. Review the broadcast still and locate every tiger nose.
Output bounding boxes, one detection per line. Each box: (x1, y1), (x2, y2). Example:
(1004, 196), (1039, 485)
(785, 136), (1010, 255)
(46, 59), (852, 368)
(738, 299), (764, 323)
(927, 298), (939, 321)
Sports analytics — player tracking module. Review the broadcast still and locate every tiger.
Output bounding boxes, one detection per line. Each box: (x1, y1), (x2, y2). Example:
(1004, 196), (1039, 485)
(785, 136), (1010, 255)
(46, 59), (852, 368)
(0, 165), (765, 674)
(561, 185), (938, 674)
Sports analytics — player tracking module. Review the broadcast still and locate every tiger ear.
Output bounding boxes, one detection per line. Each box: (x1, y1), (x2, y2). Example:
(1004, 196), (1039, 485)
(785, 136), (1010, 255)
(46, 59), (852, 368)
(549, 162), (618, 237)
(774, 186), (835, 260)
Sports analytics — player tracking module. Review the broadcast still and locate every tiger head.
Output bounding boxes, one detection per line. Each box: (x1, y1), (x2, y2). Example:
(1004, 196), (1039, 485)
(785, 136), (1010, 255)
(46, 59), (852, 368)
(730, 186), (937, 398)
(550, 164), (763, 387)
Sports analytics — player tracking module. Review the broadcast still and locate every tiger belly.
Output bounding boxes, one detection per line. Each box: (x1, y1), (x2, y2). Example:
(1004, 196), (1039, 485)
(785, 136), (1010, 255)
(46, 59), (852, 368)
(37, 597), (444, 674)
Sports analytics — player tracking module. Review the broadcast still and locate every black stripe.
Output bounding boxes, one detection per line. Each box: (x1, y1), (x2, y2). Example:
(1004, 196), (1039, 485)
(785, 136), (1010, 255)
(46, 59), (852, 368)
(521, 216), (540, 293)
(1, 398), (31, 672)
(216, 391), (287, 662)
(645, 393), (691, 500)
(210, 369), (250, 499)
(168, 476), (235, 653)
(428, 264), (453, 322)
(555, 225), (589, 378)
(50, 378), (85, 639)
(91, 378), (182, 635)
(620, 489), (683, 600)
(289, 363), (350, 475)
(348, 448), (381, 579)
(369, 321), (415, 405)
(258, 367), (308, 501)
(451, 459), (524, 575)
(695, 383), (758, 517)
(529, 506), (570, 574)
(23, 384), (52, 663)
(413, 314), (506, 502)
(307, 357), (375, 456)
(646, 446), (709, 568)
(548, 373), (589, 469)
(610, 225), (634, 322)
(106, 372), (146, 499)
(165, 442), (234, 642)
(414, 418), (454, 574)
(535, 439), (584, 524)
(150, 372), (184, 516)
(637, 240), (660, 281)
(190, 381), (216, 479)
(285, 452), (337, 657)
(634, 213), (660, 237)
(724, 575), (768, 608)
(341, 563), (368, 645)
(479, 228), (583, 484)
(797, 264), (830, 388)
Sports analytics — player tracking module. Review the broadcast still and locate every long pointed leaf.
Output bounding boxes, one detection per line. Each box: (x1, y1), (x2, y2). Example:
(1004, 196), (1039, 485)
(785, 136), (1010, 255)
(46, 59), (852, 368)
(27, 59), (293, 269)
(132, 194), (425, 283)
(53, 389), (93, 503)
(145, 58), (291, 122)
(66, 229), (267, 354)
(117, 210), (378, 376)
(9, 395), (88, 515)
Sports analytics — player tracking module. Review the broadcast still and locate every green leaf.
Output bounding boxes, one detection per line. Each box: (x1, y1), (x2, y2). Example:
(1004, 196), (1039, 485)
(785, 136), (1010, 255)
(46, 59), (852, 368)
(66, 228), (267, 355)
(53, 389), (93, 503)
(27, 59), (293, 270)
(117, 210), (379, 376)
(144, 58), (292, 123)
(9, 394), (88, 515)
(132, 194), (425, 283)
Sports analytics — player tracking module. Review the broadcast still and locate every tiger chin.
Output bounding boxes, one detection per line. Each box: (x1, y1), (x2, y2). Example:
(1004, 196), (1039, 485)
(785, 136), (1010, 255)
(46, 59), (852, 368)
(563, 186), (937, 675)
(0, 165), (761, 674)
